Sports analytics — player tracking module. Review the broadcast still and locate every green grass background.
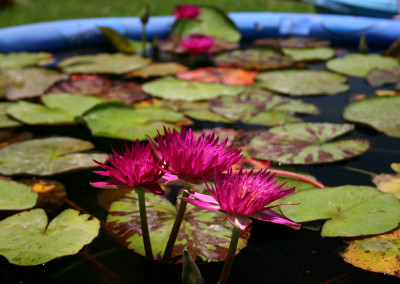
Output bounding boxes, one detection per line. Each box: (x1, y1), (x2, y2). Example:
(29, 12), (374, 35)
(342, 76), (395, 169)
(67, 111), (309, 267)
(0, 0), (315, 28)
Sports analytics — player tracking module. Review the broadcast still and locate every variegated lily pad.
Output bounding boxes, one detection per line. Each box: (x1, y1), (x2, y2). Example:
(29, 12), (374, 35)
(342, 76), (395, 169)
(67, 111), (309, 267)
(58, 53), (151, 74)
(0, 52), (53, 69)
(326, 54), (399, 78)
(0, 102), (22, 128)
(282, 47), (335, 62)
(106, 190), (250, 262)
(343, 96), (400, 138)
(0, 179), (38, 210)
(142, 77), (244, 101)
(0, 208), (100, 265)
(249, 123), (369, 164)
(281, 185), (400, 237)
(256, 70), (349, 96)
(82, 102), (186, 140)
(366, 66), (400, 88)
(0, 137), (107, 176)
(212, 47), (293, 70)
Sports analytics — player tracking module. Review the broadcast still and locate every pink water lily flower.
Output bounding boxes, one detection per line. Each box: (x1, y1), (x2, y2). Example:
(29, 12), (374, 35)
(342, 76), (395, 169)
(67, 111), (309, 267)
(147, 127), (241, 183)
(92, 140), (165, 194)
(181, 168), (300, 230)
(172, 4), (201, 19)
(180, 34), (214, 56)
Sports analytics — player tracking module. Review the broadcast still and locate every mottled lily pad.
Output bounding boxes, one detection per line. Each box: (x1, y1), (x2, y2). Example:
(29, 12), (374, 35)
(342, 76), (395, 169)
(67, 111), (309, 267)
(281, 185), (400, 237)
(125, 62), (188, 78)
(342, 227), (400, 277)
(212, 47), (293, 70)
(142, 77), (244, 101)
(82, 102), (186, 140)
(0, 208), (100, 265)
(366, 67), (400, 88)
(0, 102), (23, 128)
(256, 70), (349, 96)
(343, 96), (400, 138)
(253, 37), (331, 48)
(0, 179), (38, 210)
(58, 53), (151, 74)
(326, 54), (399, 78)
(249, 123), (369, 164)
(282, 47), (335, 62)
(0, 52), (53, 69)
(106, 190), (249, 262)
(0, 137), (107, 176)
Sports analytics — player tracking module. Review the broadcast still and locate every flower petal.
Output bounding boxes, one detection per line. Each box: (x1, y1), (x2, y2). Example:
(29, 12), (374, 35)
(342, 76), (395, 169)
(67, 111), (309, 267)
(226, 213), (252, 230)
(185, 190), (218, 204)
(180, 197), (221, 211)
(252, 209), (300, 229)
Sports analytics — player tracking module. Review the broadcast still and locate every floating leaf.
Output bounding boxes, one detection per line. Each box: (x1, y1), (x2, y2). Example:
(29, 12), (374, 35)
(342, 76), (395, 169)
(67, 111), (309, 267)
(106, 190), (249, 262)
(281, 185), (400, 237)
(282, 47), (335, 62)
(366, 67), (400, 87)
(256, 70), (349, 96)
(0, 137), (107, 176)
(2, 68), (68, 100)
(99, 26), (136, 54)
(142, 77), (244, 102)
(342, 227), (400, 277)
(0, 102), (22, 128)
(372, 174), (400, 199)
(249, 123), (369, 164)
(82, 102), (186, 140)
(343, 96), (400, 138)
(0, 179), (38, 210)
(170, 5), (241, 43)
(326, 54), (399, 78)
(0, 208), (100, 265)
(42, 93), (103, 117)
(392, 163), (400, 174)
(58, 53), (151, 74)
(0, 52), (53, 69)
(125, 62), (188, 78)
(253, 37), (331, 48)
(212, 47), (293, 70)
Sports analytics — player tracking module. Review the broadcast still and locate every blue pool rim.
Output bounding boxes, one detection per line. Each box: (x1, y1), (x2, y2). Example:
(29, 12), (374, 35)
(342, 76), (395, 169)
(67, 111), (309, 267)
(0, 12), (400, 53)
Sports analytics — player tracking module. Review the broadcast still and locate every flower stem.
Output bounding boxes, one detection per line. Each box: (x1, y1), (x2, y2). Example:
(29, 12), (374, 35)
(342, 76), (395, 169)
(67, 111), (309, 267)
(172, 19), (187, 52)
(218, 226), (241, 284)
(141, 24), (147, 56)
(135, 188), (154, 261)
(161, 188), (190, 264)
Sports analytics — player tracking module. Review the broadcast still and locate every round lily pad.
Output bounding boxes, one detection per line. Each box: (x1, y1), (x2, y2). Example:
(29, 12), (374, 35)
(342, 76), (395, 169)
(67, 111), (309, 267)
(249, 123), (370, 165)
(281, 185), (400, 237)
(326, 53), (399, 78)
(42, 94), (103, 117)
(0, 52), (53, 69)
(0, 179), (38, 210)
(142, 77), (244, 101)
(282, 47), (336, 62)
(0, 102), (22, 128)
(0, 208), (100, 265)
(343, 96), (400, 138)
(256, 70), (349, 96)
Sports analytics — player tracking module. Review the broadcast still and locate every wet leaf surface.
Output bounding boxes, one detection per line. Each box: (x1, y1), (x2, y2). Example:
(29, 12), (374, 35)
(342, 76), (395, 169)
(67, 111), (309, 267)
(0, 179), (38, 210)
(0, 52), (53, 69)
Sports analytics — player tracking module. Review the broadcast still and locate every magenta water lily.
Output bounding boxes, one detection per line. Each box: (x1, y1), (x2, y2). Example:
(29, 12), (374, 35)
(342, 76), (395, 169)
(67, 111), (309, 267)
(172, 4), (201, 19)
(180, 34), (214, 57)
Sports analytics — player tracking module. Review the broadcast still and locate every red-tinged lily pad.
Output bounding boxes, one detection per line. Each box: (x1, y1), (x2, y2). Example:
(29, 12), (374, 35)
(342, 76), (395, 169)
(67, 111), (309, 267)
(282, 47), (336, 62)
(106, 190), (250, 262)
(142, 77), (244, 102)
(0, 52), (53, 69)
(280, 185), (400, 237)
(212, 47), (293, 70)
(326, 53), (399, 78)
(366, 66), (400, 88)
(0, 102), (23, 128)
(0, 179), (38, 210)
(249, 123), (369, 165)
(342, 227), (400, 277)
(253, 37), (331, 48)
(82, 102), (186, 140)
(343, 96), (400, 138)
(46, 75), (150, 104)
(125, 62), (188, 78)
(256, 70), (349, 96)
(177, 66), (258, 86)
(1, 68), (68, 101)
(0, 208), (100, 265)
(58, 53), (151, 74)
(0, 137), (107, 176)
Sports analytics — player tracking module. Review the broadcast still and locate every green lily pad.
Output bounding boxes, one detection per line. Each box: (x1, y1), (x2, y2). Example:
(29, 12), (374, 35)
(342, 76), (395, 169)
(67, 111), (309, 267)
(0, 208), (100, 265)
(212, 47), (293, 70)
(0, 52), (53, 69)
(280, 185), (400, 237)
(42, 94), (103, 117)
(343, 96), (400, 138)
(125, 62), (188, 78)
(58, 53), (151, 74)
(171, 5), (241, 43)
(249, 123), (370, 165)
(326, 54), (399, 78)
(282, 47), (336, 62)
(0, 137), (107, 176)
(0, 179), (38, 210)
(0, 102), (22, 128)
(1, 68), (68, 101)
(106, 190), (250, 262)
(256, 70), (349, 96)
(82, 102), (186, 140)
(366, 66), (400, 88)
(142, 77), (244, 102)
